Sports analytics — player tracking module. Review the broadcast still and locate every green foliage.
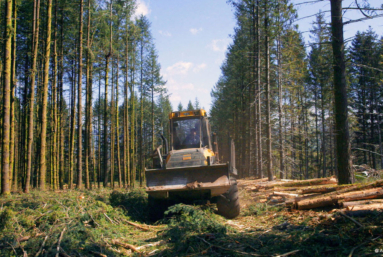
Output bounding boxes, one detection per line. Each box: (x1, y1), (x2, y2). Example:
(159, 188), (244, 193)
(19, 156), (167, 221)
(0, 189), (156, 256)
(109, 188), (149, 222)
(186, 100), (194, 111)
(0, 208), (16, 231)
(242, 203), (284, 216)
(194, 97), (200, 110)
(162, 204), (228, 242)
(177, 102), (183, 112)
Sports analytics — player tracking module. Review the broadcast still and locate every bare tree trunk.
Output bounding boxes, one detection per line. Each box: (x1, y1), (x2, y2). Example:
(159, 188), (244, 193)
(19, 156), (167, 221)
(130, 40), (136, 188)
(139, 37), (144, 187)
(321, 84), (326, 178)
(252, 3), (258, 178)
(59, 2), (65, 189)
(277, 22), (284, 179)
(124, 33), (130, 188)
(264, 1), (273, 181)
(25, 0), (40, 193)
(98, 72), (101, 188)
(9, 0), (17, 191)
(314, 84), (320, 177)
(84, 0), (92, 189)
(103, 1), (112, 187)
(110, 61), (115, 188)
(1, 0), (13, 195)
(39, 0), (53, 191)
(69, 56), (77, 189)
(330, 0), (353, 184)
(76, 0), (84, 189)
(51, 0), (58, 190)
(116, 57), (122, 188)
(256, 0), (262, 178)
(103, 56), (110, 187)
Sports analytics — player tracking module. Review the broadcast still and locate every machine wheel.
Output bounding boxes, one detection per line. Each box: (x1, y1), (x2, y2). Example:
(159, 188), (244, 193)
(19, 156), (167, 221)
(216, 179), (240, 219)
(148, 195), (168, 221)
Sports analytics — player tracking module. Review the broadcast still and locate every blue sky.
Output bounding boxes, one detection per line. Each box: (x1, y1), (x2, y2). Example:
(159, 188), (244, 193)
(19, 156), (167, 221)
(134, 0), (383, 113)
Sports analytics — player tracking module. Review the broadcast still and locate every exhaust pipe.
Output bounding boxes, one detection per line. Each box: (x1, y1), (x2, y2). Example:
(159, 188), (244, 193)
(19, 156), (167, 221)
(160, 134), (168, 154)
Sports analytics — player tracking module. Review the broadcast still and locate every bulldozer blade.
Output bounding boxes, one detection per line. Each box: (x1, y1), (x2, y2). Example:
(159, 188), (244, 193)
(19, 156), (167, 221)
(146, 164), (231, 198)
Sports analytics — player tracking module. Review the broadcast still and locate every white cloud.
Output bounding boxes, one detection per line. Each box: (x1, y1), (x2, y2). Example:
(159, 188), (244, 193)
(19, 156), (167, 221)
(134, 0), (150, 18)
(209, 39), (231, 52)
(165, 79), (195, 91)
(197, 88), (209, 93)
(190, 27), (203, 35)
(193, 63), (207, 72)
(159, 30), (172, 37)
(181, 83), (195, 90)
(166, 61), (193, 76)
(169, 94), (182, 103)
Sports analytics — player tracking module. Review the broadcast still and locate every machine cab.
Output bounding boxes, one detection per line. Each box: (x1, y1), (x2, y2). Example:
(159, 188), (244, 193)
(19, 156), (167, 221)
(170, 109), (212, 151)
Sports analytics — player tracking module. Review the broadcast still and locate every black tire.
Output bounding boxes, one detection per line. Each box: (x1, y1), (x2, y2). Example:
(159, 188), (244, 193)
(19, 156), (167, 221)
(216, 179), (240, 219)
(148, 195), (168, 221)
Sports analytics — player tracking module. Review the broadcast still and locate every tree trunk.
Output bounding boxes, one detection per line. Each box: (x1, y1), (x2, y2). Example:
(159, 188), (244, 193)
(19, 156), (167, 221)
(264, 1), (273, 181)
(116, 57), (122, 188)
(103, 1), (112, 187)
(51, 0), (58, 190)
(1, 0), (13, 195)
(130, 40), (136, 188)
(321, 81), (326, 178)
(252, 3), (258, 179)
(39, 0), (53, 191)
(9, 0), (17, 191)
(330, 0), (353, 184)
(139, 36), (144, 187)
(59, 2), (65, 189)
(77, 0), (84, 189)
(69, 55), (77, 189)
(277, 22), (284, 180)
(256, 0), (262, 178)
(85, 0), (92, 189)
(110, 61), (115, 188)
(103, 56), (110, 187)
(124, 32), (130, 188)
(25, 0), (40, 193)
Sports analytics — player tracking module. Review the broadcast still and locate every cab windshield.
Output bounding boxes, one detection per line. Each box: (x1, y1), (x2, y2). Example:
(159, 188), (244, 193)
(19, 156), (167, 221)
(172, 118), (201, 150)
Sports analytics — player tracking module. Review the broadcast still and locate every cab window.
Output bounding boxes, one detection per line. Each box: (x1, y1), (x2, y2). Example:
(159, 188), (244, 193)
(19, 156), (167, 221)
(172, 118), (201, 150)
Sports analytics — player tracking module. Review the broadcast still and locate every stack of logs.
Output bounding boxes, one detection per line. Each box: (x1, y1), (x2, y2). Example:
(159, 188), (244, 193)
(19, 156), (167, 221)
(238, 177), (383, 213)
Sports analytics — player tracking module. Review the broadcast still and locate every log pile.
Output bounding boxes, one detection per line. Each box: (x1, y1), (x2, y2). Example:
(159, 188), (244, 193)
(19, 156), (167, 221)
(238, 177), (383, 213)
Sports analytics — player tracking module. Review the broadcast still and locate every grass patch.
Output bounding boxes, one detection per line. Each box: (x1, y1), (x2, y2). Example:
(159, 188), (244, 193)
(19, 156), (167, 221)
(0, 189), (159, 256)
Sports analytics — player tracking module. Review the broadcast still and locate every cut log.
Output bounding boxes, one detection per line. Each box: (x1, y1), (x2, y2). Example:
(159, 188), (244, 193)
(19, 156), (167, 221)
(341, 199), (383, 207)
(285, 193), (321, 204)
(273, 187), (301, 192)
(273, 192), (300, 198)
(297, 187), (383, 210)
(322, 180), (383, 197)
(277, 177), (337, 188)
(346, 203), (383, 211)
(297, 196), (336, 210)
(294, 181), (383, 208)
(340, 187), (383, 202)
(297, 185), (352, 194)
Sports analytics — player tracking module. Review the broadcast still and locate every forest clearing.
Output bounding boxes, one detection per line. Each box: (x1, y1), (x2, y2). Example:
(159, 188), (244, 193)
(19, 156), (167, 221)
(1, 0), (383, 256)
(1, 174), (383, 257)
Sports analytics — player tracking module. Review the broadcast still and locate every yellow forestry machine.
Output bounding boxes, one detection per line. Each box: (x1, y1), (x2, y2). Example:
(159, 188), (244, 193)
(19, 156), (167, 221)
(145, 109), (240, 219)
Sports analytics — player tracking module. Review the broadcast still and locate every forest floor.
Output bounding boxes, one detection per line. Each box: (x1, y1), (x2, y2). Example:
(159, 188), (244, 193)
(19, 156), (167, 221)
(1, 178), (383, 257)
